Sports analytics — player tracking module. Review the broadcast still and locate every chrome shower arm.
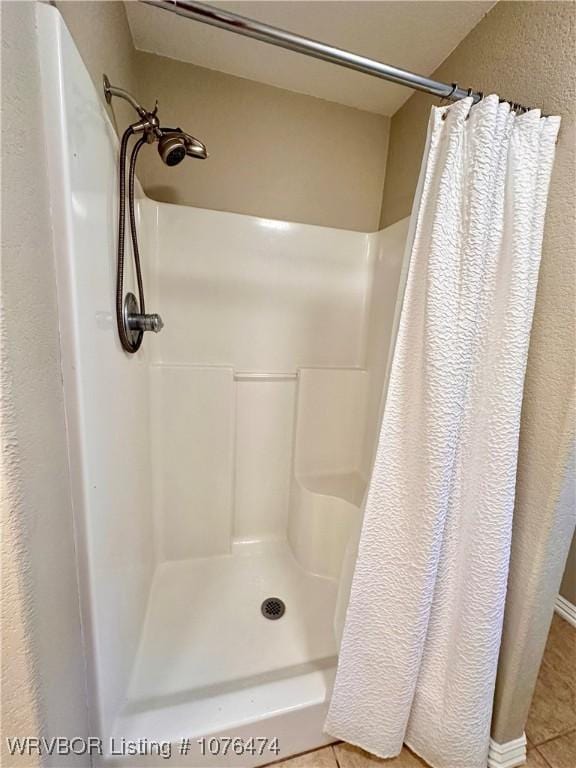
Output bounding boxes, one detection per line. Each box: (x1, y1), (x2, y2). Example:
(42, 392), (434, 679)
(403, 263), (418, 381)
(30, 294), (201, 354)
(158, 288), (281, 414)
(103, 74), (149, 119)
(103, 74), (162, 144)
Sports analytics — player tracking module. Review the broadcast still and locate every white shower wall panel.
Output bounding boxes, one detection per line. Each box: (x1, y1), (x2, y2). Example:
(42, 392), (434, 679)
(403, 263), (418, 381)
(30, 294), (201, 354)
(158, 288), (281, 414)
(234, 380), (296, 542)
(362, 218), (411, 474)
(295, 369), (368, 478)
(151, 366), (235, 560)
(146, 203), (372, 370)
(36, 4), (156, 738)
(138, 202), (378, 562)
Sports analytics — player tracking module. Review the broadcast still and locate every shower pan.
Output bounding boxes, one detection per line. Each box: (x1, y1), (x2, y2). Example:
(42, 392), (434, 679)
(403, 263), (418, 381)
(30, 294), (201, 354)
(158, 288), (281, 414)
(36, 4), (408, 765)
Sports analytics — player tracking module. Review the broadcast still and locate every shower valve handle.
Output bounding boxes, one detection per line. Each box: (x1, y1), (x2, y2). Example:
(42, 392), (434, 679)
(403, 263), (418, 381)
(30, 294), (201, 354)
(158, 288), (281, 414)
(127, 312), (164, 333)
(122, 292), (163, 350)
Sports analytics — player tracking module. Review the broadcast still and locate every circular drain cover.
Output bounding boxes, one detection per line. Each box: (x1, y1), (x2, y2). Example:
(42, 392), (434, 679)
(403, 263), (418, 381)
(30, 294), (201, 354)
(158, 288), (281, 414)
(261, 597), (286, 620)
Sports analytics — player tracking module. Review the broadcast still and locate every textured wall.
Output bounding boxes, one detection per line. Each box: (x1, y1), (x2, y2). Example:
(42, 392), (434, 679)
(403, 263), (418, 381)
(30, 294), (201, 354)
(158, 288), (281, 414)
(381, 0), (576, 746)
(1, 2), (89, 765)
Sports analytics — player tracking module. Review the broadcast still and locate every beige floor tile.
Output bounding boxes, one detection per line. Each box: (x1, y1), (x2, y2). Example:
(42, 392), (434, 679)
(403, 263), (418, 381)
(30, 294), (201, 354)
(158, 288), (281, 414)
(333, 743), (429, 767)
(526, 657), (576, 745)
(525, 749), (551, 768)
(270, 745), (338, 768)
(542, 616), (576, 693)
(537, 731), (576, 768)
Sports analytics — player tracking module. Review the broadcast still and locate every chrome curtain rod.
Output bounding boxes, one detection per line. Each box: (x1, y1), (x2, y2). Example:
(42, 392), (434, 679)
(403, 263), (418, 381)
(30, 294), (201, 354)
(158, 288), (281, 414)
(141, 0), (480, 103)
(141, 0), (532, 112)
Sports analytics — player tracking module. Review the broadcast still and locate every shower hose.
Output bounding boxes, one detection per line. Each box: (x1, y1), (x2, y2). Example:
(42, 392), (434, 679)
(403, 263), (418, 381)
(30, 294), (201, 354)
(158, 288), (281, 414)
(116, 126), (146, 353)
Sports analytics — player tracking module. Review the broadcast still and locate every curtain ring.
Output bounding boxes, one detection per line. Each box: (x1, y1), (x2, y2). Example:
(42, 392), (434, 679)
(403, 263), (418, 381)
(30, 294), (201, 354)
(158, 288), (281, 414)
(440, 82), (458, 106)
(441, 82), (458, 120)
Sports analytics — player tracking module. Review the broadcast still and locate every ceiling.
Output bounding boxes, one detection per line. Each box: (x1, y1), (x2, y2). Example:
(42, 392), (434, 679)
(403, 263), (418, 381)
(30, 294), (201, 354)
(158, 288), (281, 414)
(125, 1), (495, 116)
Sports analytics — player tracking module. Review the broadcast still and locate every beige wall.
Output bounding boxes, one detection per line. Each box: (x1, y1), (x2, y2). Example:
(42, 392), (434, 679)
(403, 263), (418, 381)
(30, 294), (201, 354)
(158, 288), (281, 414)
(54, 2), (390, 232)
(1, 2), (89, 764)
(134, 51), (389, 231)
(381, 0), (576, 745)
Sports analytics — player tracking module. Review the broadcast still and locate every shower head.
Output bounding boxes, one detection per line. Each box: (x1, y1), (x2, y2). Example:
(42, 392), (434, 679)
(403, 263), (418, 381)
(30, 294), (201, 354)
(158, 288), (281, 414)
(158, 129), (209, 166)
(103, 76), (209, 165)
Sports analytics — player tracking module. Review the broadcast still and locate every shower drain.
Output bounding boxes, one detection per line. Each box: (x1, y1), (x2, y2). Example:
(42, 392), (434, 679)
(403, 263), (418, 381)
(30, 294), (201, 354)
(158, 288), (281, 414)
(261, 597), (286, 620)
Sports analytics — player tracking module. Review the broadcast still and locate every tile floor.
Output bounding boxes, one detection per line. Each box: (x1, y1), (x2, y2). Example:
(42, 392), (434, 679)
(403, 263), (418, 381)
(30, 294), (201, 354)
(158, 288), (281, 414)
(525, 614), (576, 768)
(272, 743), (427, 768)
(269, 614), (575, 768)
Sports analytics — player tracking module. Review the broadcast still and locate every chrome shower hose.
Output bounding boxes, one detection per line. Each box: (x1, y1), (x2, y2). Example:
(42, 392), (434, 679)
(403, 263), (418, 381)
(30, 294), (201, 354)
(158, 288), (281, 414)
(116, 127), (146, 353)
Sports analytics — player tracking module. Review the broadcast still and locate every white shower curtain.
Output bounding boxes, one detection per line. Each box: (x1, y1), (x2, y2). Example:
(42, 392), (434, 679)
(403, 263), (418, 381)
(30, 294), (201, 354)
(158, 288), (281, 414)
(325, 95), (560, 768)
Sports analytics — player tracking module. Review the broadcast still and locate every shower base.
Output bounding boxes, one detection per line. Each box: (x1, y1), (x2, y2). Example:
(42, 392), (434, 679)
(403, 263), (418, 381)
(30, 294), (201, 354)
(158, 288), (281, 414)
(109, 541), (338, 766)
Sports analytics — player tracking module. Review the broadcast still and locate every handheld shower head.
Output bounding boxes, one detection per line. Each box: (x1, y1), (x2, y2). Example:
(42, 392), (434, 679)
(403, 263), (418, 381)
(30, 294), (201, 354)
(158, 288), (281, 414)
(104, 75), (209, 352)
(158, 129), (208, 166)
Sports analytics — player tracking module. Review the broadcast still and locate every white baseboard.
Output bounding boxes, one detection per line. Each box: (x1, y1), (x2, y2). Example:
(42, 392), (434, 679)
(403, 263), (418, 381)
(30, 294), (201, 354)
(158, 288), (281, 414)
(487, 733), (527, 768)
(555, 594), (576, 628)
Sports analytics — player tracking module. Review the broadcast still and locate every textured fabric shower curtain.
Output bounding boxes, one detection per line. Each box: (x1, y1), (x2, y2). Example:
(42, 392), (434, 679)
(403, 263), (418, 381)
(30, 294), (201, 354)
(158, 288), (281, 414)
(325, 95), (560, 768)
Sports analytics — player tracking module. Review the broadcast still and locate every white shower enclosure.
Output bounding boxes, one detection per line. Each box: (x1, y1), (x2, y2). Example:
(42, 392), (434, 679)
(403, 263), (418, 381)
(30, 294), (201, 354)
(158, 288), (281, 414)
(38, 5), (408, 765)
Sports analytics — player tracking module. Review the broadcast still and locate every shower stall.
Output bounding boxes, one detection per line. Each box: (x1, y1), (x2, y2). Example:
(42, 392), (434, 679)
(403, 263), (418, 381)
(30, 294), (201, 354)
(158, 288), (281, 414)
(37, 4), (408, 764)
